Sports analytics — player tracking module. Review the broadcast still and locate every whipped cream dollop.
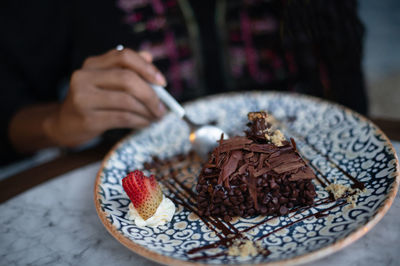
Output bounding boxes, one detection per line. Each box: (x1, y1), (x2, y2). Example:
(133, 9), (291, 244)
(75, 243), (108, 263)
(127, 196), (175, 227)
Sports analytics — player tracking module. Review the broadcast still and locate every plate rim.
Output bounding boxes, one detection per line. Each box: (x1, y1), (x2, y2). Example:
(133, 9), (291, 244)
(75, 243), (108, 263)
(94, 91), (400, 266)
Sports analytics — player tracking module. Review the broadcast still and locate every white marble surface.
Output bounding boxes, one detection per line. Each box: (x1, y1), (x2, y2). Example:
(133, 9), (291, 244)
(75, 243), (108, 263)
(1, 142), (399, 266)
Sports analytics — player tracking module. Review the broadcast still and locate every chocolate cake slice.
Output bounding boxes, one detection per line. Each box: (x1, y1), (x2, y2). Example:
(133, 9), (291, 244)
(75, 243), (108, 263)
(196, 112), (317, 221)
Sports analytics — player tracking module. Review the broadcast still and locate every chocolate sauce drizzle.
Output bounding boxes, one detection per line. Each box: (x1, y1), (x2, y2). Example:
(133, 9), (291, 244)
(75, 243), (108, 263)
(302, 157), (331, 187)
(143, 143), (362, 262)
(282, 128), (365, 191)
(305, 142), (365, 190)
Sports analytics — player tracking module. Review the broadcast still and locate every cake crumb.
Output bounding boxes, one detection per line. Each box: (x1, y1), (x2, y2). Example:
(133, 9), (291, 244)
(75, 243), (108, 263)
(265, 129), (285, 146)
(325, 179), (365, 208)
(270, 130), (285, 146)
(248, 111), (267, 121)
(346, 194), (359, 208)
(228, 238), (263, 258)
(325, 182), (351, 200)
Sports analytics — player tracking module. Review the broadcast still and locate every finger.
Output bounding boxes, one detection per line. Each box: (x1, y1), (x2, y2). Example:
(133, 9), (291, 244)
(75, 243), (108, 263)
(138, 51), (153, 63)
(90, 89), (155, 120)
(88, 68), (166, 118)
(93, 110), (151, 131)
(83, 48), (166, 86)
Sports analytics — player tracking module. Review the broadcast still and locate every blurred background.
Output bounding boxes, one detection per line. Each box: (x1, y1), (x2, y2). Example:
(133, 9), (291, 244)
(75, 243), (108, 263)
(0, 0), (399, 180)
(360, 0), (400, 120)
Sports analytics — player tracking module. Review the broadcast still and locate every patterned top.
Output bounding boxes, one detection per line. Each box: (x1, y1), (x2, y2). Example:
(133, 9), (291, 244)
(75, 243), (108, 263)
(115, 0), (367, 115)
(0, 0), (367, 165)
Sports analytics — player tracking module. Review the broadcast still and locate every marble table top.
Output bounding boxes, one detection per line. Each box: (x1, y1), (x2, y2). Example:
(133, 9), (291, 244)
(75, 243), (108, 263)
(1, 142), (399, 266)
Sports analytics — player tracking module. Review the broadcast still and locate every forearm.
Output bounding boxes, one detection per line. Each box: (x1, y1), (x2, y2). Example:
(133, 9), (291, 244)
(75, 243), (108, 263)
(8, 103), (60, 154)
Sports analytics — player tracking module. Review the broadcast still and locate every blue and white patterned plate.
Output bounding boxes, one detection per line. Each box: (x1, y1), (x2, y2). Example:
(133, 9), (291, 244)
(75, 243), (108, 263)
(94, 92), (399, 265)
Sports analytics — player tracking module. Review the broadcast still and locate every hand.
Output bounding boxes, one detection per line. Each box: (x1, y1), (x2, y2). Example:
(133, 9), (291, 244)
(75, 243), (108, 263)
(44, 48), (167, 147)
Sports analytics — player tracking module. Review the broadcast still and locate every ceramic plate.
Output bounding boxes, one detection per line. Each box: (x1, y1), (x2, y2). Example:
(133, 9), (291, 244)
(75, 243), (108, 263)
(94, 92), (399, 265)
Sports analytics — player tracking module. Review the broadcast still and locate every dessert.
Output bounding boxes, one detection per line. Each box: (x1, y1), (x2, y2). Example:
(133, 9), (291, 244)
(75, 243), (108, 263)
(122, 170), (175, 227)
(133, 111), (366, 261)
(196, 112), (317, 221)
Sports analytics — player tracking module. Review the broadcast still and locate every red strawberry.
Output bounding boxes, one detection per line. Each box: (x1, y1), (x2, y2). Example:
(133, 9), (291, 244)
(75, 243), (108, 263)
(122, 170), (163, 220)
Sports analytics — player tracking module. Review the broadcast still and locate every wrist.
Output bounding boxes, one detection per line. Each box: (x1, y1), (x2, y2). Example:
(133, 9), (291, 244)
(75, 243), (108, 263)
(9, 103), (60, 154)
(42, 108), (61, 147)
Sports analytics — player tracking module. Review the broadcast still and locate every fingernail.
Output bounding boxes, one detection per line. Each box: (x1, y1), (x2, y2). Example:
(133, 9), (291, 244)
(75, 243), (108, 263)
(158, 102), (167, 117)
(155, 73), (167, 87)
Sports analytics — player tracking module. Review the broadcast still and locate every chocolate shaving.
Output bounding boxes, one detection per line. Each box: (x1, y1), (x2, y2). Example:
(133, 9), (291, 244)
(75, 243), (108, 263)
(247, 166), (259, 210)
(219, 137), (253, 153)
(247, 144), (276, 153)
(249, 153), (259, 163)
(273, 161), (305, 174)
(238, 163), (248, 175)
(257, 154), (268, 171)
(218, 150), (243, 188)
(289, 167), (316, 181)
(290, 137), (297, 151)
(254, 167), (270, 177)
(244, 152), (254, 159)
(269, 154), (302, 170)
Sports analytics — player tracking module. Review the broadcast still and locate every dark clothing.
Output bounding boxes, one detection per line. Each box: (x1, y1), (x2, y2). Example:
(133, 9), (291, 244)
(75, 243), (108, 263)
(0, 0), (367, 165)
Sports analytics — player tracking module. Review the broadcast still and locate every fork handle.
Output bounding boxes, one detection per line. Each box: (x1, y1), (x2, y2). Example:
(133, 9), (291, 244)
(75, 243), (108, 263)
(150, 84), (185, 118)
